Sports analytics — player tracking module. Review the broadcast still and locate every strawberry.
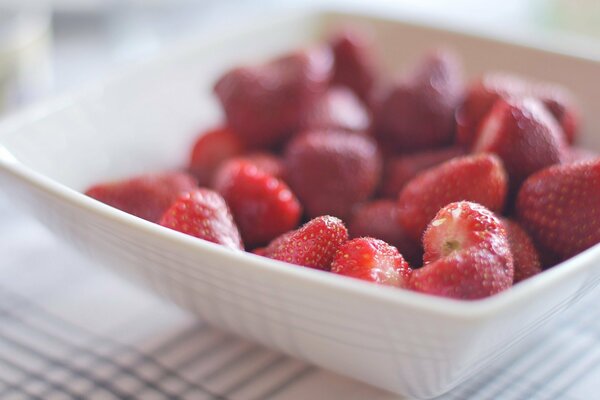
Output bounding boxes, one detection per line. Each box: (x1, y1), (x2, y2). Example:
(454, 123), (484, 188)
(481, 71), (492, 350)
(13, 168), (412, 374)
(284, 130), (382, 219)
(516, 160), (600, 260)
(533, 83), (580, 144)
(397, 153), (508, 241)
(159, 189), (243, 250)
(299, 86), (371, 133)
(214, 159), (301, 248)
(348, 200), (422, 265)
(234, 153), (284, 179)
(331, 238), (411, 287)
(474, 97), (567, 190)
(502, 219), (541, 283)
(375, 50), (463, 152)
(566, 147), (599, 164)
(412, 201), (514, 299)
(214, 48), (333, 149)
(85, 172), (197, 223)
(330, 29), (377, 104)
(188, 126), (244, 186)
(263, 216), (348, 270)
(380, 146), (465, 198)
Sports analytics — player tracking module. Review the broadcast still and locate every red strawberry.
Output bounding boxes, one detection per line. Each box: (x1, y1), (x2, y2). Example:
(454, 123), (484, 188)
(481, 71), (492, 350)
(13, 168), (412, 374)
(236, 153), (284, 178)
(397, 154), (508, 241)
(330, 29), (377, 104)
(455, 73), (529, 147)
(159, 189), (243, 250)
(263, 216), (348, 270)
(214, 48), (333, 148)
(375, 50), (463, 152)
(474, 97), (567, 189)
(516, 160), (600, 260)
(85, 172), (197, 223)
(214, 160), (301, 248)
(188, 126), (244, 186)
(412, 201), (514, 299)
(533, 83), (580, 144)
(380, 146), (465, 198)
(502, 219), (541, 283)
(331, 238), (411, 287)
(349, 200), (422, 265)
(566, 147), (599, 164)
(299, 86), (370, 133)
(284, 130), (382, 219)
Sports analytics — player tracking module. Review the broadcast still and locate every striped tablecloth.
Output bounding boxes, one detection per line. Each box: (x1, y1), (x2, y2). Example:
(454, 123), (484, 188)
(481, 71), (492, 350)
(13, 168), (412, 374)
(1, 195), (599, 400)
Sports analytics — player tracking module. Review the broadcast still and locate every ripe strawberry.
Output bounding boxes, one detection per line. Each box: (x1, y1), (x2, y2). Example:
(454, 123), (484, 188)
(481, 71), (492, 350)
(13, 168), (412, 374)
(214, 160), (301, 248)
(85, 172), (197, 223)
(412, 202), (514, 299)
(235, 153), (284, 178)
(455, 73), (529, 147)
(188, 126), (244, 186)
(349, 200), (422, 265)
(502, 219), (541, 283)
(159, 189), (243, 250)
(516, 160), (600, 260)
(474, 97), (567, 189)
(397, 154), (508, 241)
(330, 29), (377, 104)
(284, 130), (382, 219)
(533, 83), (580, 144)
(380, 146), (465, 198)
(331, 238), (411, 287)
(299, 86), (371, 133)
(214, 48), (332, 148)
(375, 50), (463, 152)
(263, 216), (348, 270)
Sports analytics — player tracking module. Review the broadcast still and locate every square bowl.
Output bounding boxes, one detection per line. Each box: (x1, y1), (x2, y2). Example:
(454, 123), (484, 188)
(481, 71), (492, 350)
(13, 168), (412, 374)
(1, 9), (600, 399)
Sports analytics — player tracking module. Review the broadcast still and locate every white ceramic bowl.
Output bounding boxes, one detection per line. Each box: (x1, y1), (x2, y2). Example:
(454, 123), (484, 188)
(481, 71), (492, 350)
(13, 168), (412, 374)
(1, 9), (599, 399)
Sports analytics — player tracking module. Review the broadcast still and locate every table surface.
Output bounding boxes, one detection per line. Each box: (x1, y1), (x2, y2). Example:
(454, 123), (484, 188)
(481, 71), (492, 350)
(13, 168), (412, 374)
(1, 1), (600, 399)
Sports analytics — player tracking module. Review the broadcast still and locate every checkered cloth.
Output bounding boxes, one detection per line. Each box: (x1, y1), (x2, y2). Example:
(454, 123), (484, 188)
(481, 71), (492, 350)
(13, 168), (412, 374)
(1, 196), (599, 400)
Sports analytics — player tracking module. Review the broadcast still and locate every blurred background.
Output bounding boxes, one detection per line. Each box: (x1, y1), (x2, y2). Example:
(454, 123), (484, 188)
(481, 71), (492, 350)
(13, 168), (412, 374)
(0, 0), (599, 115)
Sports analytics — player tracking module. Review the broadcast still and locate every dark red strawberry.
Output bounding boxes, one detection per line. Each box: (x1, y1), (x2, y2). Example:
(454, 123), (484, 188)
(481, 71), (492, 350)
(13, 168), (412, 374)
(284, 130), (382, 219)
(502, 219), (541, 283)
(85, 172), (197, 223)
(533, 83), (580, 144)
(348, 200), (422, 265)
(263, 216), (348, 270)
(375, 50), (463, 152)
(214, 160), (301, 248)
(214, 48), (333, 148)
(397, 153), (508, 241)
(299, 86), (370, 133)
(474, 97), (567, 190)
(330, 29), (377, 104)
(188, 126), (244, 186)
(331, 237), (411, 287)
(380, 146), (465, 198)
(412, 201), (514, 299)
(159, 189), (243, 250)
(516, 160), (600, 260)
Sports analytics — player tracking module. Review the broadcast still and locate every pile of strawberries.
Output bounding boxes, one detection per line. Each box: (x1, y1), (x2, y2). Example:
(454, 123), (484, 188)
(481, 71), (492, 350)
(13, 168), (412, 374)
(85, 29), (600, 300)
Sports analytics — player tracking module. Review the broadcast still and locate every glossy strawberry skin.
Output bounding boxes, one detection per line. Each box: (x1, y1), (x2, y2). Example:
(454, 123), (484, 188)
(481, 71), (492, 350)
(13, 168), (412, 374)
(188, 126), (244, 186)
(474, 98), (567, 190)
(159, 189), (243, 250)
(214, 48), (333, 149)
(375, 50), (463, 152)
(502, 219), (541, 283)
(516, 160), (600, 260)
(85, 172), (197, 223)
(331, 238), (411, 287)
(412, 201), (514, 300)
(264, 216), (348, 270)
(380, 146), (465, 198)
(330, 29), (377, 104)
(214, 160), (301, 248)
(397, 153), (508, 242)
(299, 86), (371, 133)
(285, 130), (382, 220)
(349, 200), (422, 265)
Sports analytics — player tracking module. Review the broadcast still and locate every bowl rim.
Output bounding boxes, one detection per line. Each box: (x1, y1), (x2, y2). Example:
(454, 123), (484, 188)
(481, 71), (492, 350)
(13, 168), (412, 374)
(0, 7), (599, 321)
